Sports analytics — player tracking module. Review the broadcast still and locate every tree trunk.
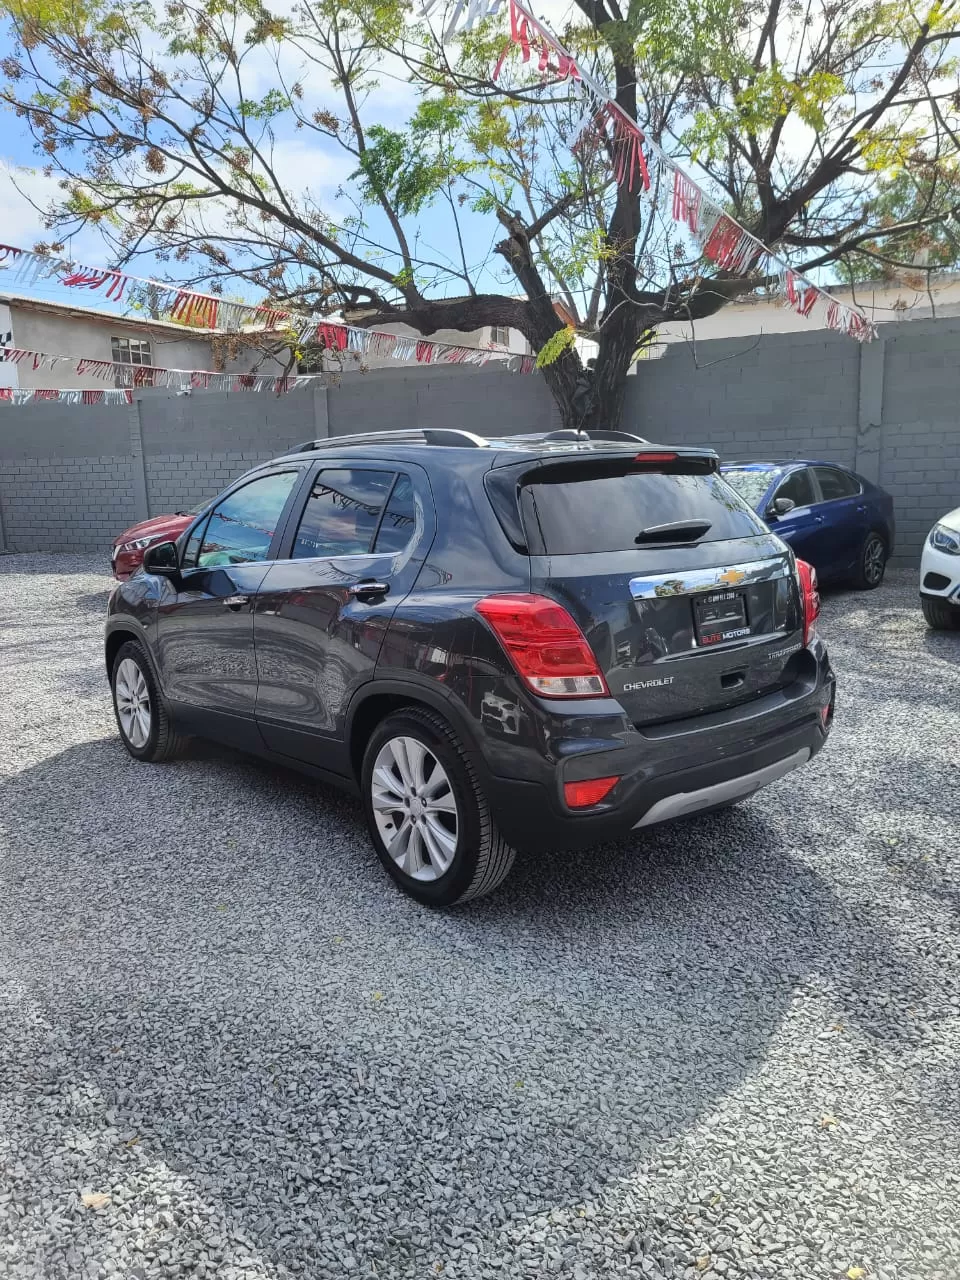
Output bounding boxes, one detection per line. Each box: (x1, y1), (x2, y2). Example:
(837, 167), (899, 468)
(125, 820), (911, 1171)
(593, 311), (643, 431)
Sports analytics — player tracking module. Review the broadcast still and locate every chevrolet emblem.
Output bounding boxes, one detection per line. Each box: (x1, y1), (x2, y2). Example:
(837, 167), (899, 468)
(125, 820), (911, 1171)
(716, 569), (747, 587)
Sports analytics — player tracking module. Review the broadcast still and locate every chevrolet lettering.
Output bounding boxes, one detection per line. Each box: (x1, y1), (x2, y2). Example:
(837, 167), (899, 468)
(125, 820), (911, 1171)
(624, 676), (676, 691)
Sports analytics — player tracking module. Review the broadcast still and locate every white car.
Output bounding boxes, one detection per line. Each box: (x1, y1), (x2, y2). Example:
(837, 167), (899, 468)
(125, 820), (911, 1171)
(921, 506), (960, 629)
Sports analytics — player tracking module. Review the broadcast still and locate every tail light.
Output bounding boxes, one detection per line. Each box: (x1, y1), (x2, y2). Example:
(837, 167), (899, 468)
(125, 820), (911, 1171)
(796, 559), (820, 646)
(564, 776), (620, 808)
(475, 593), (608, 698)
(634, 451), (678, 464)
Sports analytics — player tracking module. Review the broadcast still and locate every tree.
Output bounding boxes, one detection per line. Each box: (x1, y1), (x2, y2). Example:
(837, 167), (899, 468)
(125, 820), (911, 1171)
(2, 0), (960, 428)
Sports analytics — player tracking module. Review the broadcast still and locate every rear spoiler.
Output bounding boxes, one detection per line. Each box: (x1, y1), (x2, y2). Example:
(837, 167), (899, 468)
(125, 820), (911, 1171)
(485, 446), (721, 552)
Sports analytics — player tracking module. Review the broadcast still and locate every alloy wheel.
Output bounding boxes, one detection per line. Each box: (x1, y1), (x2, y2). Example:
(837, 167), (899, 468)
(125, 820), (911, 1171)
(370, 735), (459, 881)
(864, 535), (885, 586)
(115, 657), (152, 749)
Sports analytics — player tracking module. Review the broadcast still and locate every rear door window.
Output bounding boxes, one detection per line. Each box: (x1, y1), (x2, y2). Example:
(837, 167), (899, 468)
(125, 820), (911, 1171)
(373, 474), (417, 554)
(292, 468), (396, 559)
(519, 466), (765, 554)
(814, 466), (861, 501)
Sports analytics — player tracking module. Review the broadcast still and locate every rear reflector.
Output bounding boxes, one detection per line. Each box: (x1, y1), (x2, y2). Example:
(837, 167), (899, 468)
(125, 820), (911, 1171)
(564, 776), (620, 808)
(475, 593), (609, 698)
(796, 559), (820, 646)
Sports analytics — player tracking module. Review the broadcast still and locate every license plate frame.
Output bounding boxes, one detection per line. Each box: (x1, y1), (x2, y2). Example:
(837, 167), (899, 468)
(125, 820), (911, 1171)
(693, 589), (750, 646)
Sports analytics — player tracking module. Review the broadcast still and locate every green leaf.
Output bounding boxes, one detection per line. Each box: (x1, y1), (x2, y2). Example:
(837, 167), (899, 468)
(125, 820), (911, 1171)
(535, 325), (576, 368)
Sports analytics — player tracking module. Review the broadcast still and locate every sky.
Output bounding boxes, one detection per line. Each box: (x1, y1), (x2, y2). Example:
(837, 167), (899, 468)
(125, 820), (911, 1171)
(0, 2), (543, 319)
(0, 0), (946, 328)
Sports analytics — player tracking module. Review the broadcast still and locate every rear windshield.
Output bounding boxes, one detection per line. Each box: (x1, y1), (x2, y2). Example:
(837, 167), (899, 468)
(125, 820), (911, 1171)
(520, 468), (766, 554)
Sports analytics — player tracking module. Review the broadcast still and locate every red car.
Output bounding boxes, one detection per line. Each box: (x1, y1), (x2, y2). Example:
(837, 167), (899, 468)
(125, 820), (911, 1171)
(111, 509), (197, 579)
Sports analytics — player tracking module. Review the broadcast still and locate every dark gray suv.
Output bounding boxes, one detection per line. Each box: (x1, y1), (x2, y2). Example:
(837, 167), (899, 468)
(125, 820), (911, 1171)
(106, 429), (834, 906)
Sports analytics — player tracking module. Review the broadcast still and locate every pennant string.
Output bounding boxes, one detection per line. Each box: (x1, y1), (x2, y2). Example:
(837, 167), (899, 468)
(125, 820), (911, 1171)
(470, 0), (875, 341)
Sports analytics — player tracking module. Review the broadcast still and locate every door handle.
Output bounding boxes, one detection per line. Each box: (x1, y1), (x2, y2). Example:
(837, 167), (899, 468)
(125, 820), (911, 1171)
(857, 504), (867, 513)
(348, 581), (390, 599)
(222, 594), (250, 610)
(814, 516), (825, 524)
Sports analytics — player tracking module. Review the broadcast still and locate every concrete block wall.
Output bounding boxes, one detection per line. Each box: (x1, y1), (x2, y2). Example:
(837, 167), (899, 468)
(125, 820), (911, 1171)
(0, 316), (957, 560)
(877, 322), (960, 557)
(144, 451), (276, 516)
(623, 331), (860, 466)
(0, 400), (140, 553)
(0, 454), (139, 552)
(325, 363), (561, 437)
(137, 386), (322, 519)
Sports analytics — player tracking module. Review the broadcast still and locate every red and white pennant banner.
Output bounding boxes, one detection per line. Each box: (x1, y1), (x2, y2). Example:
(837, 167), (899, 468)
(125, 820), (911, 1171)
(434, 0), (875, 342)
(0, 244), (288, 331)
(0, 341), (536, 402)
(0, 388), (134, 405)
(0, 252), (538, 374)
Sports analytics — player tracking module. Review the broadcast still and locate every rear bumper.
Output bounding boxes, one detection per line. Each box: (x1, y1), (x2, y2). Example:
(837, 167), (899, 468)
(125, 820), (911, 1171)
(482, 645), (835, 852)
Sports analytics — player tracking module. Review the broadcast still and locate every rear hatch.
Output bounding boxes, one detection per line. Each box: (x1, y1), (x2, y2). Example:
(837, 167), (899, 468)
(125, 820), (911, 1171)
(486, 447), (805, 727)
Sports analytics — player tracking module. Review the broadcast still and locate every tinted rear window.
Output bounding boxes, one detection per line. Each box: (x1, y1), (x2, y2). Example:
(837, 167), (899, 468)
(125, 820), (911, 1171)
(520, 469), (766, 554)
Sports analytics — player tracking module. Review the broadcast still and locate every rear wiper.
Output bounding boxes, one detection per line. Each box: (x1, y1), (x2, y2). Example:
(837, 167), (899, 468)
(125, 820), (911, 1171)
(634, 520), (712, 545)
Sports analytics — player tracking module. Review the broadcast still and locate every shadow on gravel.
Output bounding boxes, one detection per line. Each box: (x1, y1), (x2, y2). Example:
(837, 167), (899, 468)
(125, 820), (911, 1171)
(922, 628), (960, 664)
(0, 738), (936, 1279)
(72, 588), (113, 615)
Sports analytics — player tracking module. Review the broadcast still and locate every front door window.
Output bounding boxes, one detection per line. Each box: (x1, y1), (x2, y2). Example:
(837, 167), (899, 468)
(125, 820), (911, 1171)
(193, 472), (298, 568)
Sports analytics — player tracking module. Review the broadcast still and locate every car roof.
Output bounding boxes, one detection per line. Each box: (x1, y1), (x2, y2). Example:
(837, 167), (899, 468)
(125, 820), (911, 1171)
(266, 428), (717, 469)
(722, 459), (851, 470)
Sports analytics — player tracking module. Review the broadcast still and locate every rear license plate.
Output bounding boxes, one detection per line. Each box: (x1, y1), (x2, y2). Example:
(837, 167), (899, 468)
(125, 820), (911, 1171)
(694, 590), (750, 646)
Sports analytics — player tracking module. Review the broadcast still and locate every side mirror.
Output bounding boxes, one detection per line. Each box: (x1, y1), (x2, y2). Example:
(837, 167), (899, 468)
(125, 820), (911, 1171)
(766, 497), (796, 520)
(142, 540), (180, 576)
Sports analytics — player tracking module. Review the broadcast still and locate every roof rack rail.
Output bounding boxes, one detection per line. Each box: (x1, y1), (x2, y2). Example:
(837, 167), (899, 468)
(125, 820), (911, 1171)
(287, 426), (648, 455)
(540, 428), (650, 444)
(289, 429), (426, 453)
(586, 430), (650, 443)
(422, 428), (488, 448)
(289, 427), (490, 454)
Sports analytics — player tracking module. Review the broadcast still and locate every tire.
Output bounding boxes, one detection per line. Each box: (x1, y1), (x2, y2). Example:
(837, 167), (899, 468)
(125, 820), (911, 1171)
(852, 531), (887, 590)
(921, 595), (960, 630)
(361, 707), (516, 907)
(111, 640), (186, 762)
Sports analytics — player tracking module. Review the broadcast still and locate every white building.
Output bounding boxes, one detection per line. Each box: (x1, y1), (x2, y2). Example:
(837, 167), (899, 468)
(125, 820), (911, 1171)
(653, 272), (960, 346)
(0, 292), (531, 391)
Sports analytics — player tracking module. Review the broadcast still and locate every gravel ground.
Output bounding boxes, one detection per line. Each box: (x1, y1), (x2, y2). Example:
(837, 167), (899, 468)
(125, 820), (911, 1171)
(2, 554), (960, 1280)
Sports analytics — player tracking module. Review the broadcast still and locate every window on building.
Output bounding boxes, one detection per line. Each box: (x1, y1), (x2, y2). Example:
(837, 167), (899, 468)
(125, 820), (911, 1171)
(490, 325), (510, 347)
(111, 337), (154, 387)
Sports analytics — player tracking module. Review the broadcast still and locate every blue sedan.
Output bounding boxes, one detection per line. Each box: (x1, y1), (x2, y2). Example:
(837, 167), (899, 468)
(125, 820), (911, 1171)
(720, 460), (895, 589)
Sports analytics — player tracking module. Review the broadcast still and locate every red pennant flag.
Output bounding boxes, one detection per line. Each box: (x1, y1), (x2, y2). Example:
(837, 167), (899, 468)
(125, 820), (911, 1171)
(672, 171), (702, 233)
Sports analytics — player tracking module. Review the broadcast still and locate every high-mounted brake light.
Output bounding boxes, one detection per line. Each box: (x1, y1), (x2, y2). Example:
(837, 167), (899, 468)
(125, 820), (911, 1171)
(796, 558), (820, 646)
(634, 452), (678, 464)
(475, 593), (608, 698)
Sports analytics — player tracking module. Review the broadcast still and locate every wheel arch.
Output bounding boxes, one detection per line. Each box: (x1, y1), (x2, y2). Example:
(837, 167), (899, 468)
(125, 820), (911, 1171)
(346, 679), (483, 784)
(105, 625), (140, 679)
